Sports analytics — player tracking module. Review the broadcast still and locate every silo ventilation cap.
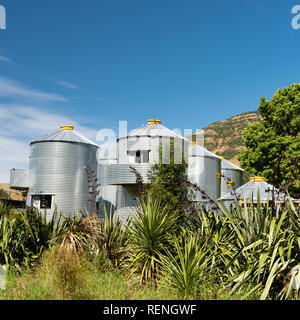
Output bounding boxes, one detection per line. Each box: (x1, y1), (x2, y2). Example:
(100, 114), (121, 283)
(60, 125), (74, 130)
(147, 119), (161, 125)
(250, 177), (265, 182)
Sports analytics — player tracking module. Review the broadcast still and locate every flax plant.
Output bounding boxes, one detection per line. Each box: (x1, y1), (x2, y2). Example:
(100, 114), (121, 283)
(159, 233), (212, 299)
(218, 195), (300, 300)
(125, 195), (179, 285)
(51, 212), (102, 255)
(94, 205), (127, 269)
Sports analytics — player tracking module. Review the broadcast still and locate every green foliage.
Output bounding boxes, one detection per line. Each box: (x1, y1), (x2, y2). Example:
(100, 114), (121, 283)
(43, 246), (91, 300)
(0, 261), (180, 300)
(238, 84), (300, 197)
(218, 198), (300, 300)
(159, 233), (211, 299)
(1, 197), (299, 300)
(0, 201), (10, 216)
(0, 211), (27, 269)
(93, 206), (127, 269)
(0, 189), (9, 199)
(0, 204), (76, 269)
(125, 195), (179, 285)
(147, 139), (196, 227)
(51, 212), (102, 255)
(20, 207), (68, 258)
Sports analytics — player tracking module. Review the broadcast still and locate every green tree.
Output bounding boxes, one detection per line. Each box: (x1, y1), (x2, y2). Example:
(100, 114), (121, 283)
(238, 84), (300, 197)
(147, 139), (197, 228)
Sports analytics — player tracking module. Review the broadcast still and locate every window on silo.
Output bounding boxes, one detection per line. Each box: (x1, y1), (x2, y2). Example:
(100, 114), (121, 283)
(31, 195), (52, 209)
(135, 150), (141, 163)
(40, 195), (52, 209)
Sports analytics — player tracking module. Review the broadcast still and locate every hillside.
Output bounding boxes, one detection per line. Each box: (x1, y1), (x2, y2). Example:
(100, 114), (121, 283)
(189, 111), (261, 166)
(0, 183), (25, 201)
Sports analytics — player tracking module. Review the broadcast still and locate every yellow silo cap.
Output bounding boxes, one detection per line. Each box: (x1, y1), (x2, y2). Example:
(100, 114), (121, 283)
(60, 125), (74, 130)
(250, 177), (265, 182)
(147, 119), (162, 125)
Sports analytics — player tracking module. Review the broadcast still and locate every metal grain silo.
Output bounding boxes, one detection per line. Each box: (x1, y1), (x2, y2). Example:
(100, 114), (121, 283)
(118, 119), (189, 165)
(220, 159), (244, 197)
(26, 125), (99, 220)
(187, 142), (222, 203)
(98, 146), (118, 218)
(111, 119), (188, 222)
(218, 176), (294, 209)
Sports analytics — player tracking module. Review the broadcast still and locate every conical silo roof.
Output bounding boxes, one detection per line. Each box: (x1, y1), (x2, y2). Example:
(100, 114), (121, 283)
(219, 177), (287, 202)
(118, 120), (188, 141)
(30, 125), (99, 147)
(222, 158), (244, 171)
(189, 142), (222, 159)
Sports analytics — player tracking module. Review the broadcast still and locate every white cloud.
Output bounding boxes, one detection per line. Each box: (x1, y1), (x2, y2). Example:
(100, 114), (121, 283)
(0, 75), (67, 102)
(0, 55), (11, 63)
(55, 80), (79, 90)
(0, 104), (98, 139)
(0, 104), (99, 181)
(0, 136), (30, 182)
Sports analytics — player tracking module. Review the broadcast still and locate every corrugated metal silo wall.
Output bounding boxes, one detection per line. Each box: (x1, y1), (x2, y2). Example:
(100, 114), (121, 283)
(118, 136), (159, 164)
(221, 169), (244, 197)
(127, 136), (151, 151)
(97, 159), (118, 219)
(27, 141), (98, 220)
(116, 185), (139, 223)
(118, 136), (187, 164)
(188, 156), (221, 201)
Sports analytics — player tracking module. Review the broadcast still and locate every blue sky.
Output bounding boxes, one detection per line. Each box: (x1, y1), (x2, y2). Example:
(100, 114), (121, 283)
(0, 0), (299, 180)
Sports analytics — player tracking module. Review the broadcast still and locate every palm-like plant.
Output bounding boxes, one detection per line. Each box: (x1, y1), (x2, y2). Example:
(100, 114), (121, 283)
(159, 233), (212, 299)
(0, 201), (11, 217)
(125, 195), (179, 285)
(197, 207), (236, 280)
(20, 207), (67, 256)
(0, 205), (67, 269)
(218, 196), (300, 300)
(0, 213), (25, 268)
(218, 194), (275, 245)
(51, 211), (102, 255)
(94, 205), (127, 268)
